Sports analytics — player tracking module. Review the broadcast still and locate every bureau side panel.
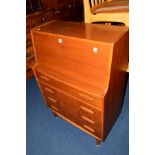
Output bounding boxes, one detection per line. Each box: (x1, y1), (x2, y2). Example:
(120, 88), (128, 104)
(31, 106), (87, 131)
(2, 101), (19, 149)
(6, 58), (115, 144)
(103, 31), (129, 140)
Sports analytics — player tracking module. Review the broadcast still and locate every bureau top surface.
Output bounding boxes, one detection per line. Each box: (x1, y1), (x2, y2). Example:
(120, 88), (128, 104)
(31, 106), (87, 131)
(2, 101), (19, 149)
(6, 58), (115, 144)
(33, 21), (128, 43)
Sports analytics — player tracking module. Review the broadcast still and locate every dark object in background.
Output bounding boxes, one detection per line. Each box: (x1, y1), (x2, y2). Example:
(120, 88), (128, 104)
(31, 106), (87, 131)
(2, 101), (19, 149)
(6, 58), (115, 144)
(26, 0), (42, 14)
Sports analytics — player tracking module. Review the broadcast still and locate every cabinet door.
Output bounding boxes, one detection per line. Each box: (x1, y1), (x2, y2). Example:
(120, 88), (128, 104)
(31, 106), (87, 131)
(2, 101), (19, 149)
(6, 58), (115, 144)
(32, 32), (112, 88)
(32, 32), (111, 71)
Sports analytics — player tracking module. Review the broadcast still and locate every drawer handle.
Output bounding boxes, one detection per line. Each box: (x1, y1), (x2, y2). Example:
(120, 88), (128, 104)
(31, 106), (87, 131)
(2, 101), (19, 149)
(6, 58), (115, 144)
(36, 28), (40, 31)
(40, 75), (50, 81)
(80, 106), (94, 114)
(78, 93), (93, 101)
(41, 17), (46, 23)
(26, 53), (31, 58)
(48, 97), (57, 103)
(50, 105), (59, 111)
(83, 125), (95, 133)
(44, 87), (55, 94)
(81, 116), (94, 124)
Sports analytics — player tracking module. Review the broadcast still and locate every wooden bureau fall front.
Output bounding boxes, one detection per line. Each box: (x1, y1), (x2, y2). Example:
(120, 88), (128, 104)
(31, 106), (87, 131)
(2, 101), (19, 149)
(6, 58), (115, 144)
(31, 21), (128, 146)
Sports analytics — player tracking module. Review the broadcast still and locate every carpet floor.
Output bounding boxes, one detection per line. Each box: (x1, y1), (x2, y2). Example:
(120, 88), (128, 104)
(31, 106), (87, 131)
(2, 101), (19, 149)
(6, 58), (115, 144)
(26, 77), (129, 155)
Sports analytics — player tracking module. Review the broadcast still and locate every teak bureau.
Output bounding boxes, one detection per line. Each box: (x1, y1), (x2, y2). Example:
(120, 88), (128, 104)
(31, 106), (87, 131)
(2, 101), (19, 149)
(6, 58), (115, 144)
(31, 21), (128, 146)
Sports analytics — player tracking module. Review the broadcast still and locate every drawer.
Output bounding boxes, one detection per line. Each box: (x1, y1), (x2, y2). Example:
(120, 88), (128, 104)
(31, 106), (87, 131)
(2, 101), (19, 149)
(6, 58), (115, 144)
(55, 90), (102, 138)
(39, 83), (60, 112)
(32, 32), (111, 71)
(39, 81), (57, 100)
(35, 71), (103, 138)
(78, 105), (102, 137)
(46, 96), (60, 113)
(35, 70), (102, 109)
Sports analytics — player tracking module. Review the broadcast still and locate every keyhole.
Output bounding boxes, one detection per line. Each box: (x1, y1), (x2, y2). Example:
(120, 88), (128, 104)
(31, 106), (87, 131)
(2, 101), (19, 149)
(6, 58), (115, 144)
(58, 38), (63, 44)
(93, 47), (98, 53)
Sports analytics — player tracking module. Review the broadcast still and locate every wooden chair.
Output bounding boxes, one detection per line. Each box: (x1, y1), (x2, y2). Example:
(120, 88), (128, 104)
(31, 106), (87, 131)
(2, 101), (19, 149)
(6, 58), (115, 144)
(83, 0), (129, 26)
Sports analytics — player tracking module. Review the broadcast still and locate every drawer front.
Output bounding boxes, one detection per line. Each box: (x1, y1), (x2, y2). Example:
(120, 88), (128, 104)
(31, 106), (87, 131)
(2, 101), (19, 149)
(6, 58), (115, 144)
(33, 32), (111, 70)
(46, 95), (60, 112)
(39, 82), (60, 112)
(35, 70), (102, 109)
(55, 90), (102, 138)
(35, 71), (103, 138)
(39, 82), (57, 100)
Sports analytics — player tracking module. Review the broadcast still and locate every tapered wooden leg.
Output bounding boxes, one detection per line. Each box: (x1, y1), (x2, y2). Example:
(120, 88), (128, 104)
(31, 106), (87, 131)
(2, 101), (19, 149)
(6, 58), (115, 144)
(96, 139), (101, 147)
(52, 111), (58, 119)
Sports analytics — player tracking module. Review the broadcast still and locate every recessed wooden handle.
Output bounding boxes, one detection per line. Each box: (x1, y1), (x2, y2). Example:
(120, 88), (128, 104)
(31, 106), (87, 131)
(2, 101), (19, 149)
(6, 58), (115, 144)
(81, 116), (94, 124)
(49, 105), (59, 111)
(44, 87), (55, 94)
(78, 93), (93, 101)
(80, 106), (94, 114)
(40, 75), (50, 81)
(48, 97), (57, 103)
(83, 125), (95, 133)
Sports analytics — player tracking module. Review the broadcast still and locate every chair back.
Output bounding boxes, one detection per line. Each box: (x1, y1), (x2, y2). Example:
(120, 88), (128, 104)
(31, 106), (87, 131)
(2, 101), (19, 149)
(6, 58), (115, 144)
(90, 0), (106, 7)
(83, 0), (108, 16)
(83, 0), (128, 26)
